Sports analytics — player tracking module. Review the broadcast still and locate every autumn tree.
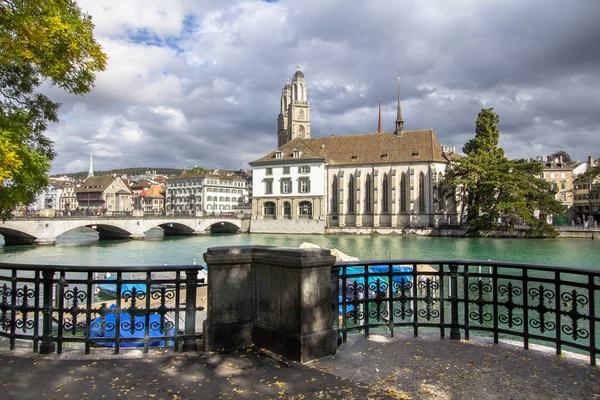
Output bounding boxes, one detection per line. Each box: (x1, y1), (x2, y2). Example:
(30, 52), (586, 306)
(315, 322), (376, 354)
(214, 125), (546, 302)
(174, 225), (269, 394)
(0, 0), (107, 219)
(443, 108), (565, 236)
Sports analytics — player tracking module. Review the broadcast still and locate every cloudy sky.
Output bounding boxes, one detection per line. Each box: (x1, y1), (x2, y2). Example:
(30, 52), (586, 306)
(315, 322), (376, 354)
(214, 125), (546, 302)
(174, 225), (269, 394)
(46, 0), (599, 174)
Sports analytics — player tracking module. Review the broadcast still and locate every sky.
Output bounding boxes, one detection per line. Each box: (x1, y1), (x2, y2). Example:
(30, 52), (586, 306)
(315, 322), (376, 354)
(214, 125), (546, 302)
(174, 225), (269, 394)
(46, 0), (600, 174)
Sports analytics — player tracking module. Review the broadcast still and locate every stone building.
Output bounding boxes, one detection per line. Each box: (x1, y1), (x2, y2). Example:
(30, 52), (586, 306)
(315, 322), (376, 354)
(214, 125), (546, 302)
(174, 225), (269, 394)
(75, 175), (133, 214)
(573, 156), (600, 225)
(250, 70), (459, 234)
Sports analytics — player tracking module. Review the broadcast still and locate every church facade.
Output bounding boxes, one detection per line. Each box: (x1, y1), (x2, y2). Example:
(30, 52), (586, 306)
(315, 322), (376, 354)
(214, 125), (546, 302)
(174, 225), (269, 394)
(250, 68), (459, 234)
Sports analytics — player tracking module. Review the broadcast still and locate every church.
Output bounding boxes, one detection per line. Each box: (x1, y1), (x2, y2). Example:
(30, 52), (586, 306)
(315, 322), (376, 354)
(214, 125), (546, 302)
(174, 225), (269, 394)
(249, 67), (459, 234)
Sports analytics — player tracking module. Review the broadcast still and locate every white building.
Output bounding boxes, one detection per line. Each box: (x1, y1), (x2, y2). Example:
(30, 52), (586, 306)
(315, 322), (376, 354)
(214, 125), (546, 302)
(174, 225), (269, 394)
(165, 171), (249, 214)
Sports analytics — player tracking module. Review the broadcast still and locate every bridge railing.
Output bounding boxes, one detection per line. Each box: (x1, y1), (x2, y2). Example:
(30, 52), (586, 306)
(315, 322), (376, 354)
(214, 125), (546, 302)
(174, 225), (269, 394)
(0, 262), (206, 354)
(10, 212), (242, 220)
(335, 260), (600, 365)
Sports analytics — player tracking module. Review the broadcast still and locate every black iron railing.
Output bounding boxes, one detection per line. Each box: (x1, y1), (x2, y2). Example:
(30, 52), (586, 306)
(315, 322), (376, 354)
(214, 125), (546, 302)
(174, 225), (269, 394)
(334, 260), (600, 365)
(0, 262), (205, 354)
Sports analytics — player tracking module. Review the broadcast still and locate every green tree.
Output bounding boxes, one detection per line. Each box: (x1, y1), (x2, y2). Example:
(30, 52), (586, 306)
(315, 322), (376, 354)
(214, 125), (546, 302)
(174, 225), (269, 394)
(443, 108), (565, 236)
(0, 0), (107, 219)
(549, 150), (572, 164)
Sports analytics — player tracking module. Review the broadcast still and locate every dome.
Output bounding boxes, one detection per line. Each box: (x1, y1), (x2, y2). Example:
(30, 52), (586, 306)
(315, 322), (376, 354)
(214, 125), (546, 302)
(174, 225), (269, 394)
(293, 69), (304, 80)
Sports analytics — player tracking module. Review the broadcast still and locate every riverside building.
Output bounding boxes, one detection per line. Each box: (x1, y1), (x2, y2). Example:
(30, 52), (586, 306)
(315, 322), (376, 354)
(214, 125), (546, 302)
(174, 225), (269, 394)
(250, 68), (460, 234)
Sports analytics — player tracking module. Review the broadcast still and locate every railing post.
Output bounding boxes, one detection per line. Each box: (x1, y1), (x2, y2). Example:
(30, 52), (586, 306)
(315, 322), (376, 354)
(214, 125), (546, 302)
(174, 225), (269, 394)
(449, 264), (461, 340)
(40, 270), (56, 354)
(181, 270), (198, 352)
(331, 264), (342, 346)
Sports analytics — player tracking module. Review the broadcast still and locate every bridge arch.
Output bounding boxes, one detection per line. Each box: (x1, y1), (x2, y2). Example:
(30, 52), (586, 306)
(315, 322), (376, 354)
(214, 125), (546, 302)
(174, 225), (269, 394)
(208, 221), (241, 234)
(0, 227), (37, 245)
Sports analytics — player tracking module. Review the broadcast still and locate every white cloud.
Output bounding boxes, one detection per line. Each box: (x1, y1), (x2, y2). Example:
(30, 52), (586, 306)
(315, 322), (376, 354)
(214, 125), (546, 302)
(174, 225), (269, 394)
(45, 0), (600, 174)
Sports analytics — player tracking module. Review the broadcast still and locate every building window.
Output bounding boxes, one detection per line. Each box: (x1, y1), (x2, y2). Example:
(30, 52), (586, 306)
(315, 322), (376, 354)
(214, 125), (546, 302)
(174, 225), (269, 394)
(400, 173), (407, 213)
(298, 178), (310, 193)
(284, 201), (291, 218)
(282, 166), (290, 174)
(293, 149), (301, 158)
(299, 201), (312, 218)
(365, 174), (372, 213)
(332, 175), (338, 213)
(275, 151), (283, 159)
(264, 201), (276, 218)
(265, 180), (273, 194)
(419, 172), (426, 213)
(266, 167), (273, 175)
(281, 179), (292, 194)
(382, 173), (389, 213)
(348, 174), (355, 213)
(299, 165), (310, 174)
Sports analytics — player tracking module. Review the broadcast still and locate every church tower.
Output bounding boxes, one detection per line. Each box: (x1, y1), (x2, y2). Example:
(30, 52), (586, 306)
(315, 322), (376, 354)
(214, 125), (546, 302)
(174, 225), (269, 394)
(277, 79), (291, 147)
(278, 66), (311, 147)
(395, 78), (405, 135)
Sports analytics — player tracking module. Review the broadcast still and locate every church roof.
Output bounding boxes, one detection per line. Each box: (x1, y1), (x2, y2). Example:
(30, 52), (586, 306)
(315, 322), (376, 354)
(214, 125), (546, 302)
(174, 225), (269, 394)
(293, 70), (304, 80)
(250, 130), (450, 166)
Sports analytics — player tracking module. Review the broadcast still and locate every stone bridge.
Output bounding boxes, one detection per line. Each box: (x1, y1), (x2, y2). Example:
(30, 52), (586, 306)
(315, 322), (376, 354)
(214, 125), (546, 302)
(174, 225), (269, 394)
(0, 216), (246, 245)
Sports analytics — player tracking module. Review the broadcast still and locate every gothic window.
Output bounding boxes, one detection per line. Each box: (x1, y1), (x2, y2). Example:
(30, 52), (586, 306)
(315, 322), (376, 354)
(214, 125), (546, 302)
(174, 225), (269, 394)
(332, 175), (338, 214)
(284, 95), (288, 110)
(298, 109), (304, 120)
(294, 84), (298, 101)
(365, 174), (372, 213)
(382, 173), (390, 213)
(400, 173), (407, 213)
(298, 125), (305, 138)
(419, 172), (426, 213)
(348, 174), (355, 213)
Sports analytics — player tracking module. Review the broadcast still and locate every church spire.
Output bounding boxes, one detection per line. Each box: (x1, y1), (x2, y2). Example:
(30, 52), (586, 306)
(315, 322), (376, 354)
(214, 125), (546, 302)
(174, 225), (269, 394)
(395, 78), (404, 134)
(87, 152), (94, 179)
(377, 97), (382, 133)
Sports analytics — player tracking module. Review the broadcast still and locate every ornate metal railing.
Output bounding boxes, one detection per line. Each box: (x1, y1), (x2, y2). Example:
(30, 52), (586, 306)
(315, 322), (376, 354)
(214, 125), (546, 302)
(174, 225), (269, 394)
(334, 260), (600, 365)
(0, 262), (205, 354)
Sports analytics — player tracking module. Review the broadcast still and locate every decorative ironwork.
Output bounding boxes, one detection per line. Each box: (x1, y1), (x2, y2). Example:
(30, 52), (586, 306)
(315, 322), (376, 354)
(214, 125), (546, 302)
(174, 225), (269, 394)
(528, 285), (555, 333)
(392, 277), (413, 321)
(63, 286), (87, 335)
(469, 279), (493, 324)
(90, 303), (114, 337)
(150, 286), (176, 335)
(498, 282), (523, 328)
(560, 290), (589, 340)
(368, 278), (389, 322)
(0, 283), (12, 331)
(417, 278), (439, 321)
(15, 285), (35, 332)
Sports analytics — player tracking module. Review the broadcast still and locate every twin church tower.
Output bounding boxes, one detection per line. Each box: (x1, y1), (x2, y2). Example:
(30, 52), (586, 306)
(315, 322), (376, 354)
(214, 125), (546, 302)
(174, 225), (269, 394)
(277, 66), (406, 147)
(277, 66), (312, 147)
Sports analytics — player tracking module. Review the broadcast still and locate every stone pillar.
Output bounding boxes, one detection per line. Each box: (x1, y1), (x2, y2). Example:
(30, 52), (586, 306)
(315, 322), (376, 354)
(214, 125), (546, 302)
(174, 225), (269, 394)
(203, 246), (257, 352)
(203, 246), (338, 363)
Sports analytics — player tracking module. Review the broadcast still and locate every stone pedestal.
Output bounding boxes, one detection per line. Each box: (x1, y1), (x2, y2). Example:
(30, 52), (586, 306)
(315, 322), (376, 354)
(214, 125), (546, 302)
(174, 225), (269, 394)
(203, 246), (337, 363)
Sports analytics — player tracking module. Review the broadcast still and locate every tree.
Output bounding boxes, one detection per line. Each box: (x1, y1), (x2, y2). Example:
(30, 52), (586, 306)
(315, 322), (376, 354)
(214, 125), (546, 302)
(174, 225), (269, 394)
(443, 108), (565, 236)
(0, 0), (107, 219)
(549, 150), (572, 164)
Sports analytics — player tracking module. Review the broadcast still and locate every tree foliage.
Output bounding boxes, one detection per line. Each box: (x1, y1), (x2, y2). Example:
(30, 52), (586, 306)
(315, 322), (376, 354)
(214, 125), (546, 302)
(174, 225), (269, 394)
(549, 150), (572, 164)
(443, 108), (565, 237)
(0, 0), (107, 219)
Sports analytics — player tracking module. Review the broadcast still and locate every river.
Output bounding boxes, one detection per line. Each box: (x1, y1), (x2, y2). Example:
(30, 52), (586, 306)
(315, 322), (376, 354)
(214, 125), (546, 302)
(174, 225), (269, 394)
(1, 228), (600, 270)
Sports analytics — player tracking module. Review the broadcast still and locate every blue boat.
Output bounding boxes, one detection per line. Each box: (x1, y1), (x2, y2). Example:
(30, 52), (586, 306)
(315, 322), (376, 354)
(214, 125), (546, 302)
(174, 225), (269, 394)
(90, 304), (172, 347)
(97, 276), (149, 297)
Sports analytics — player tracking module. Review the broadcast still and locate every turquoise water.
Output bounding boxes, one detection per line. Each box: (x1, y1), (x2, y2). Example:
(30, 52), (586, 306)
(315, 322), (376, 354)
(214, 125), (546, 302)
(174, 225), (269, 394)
(1, 230), (600, 270)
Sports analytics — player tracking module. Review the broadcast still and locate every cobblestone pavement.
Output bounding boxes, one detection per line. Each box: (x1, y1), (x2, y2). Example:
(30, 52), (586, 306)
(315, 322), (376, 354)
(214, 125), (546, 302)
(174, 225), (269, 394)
(0, 333), (598, 399)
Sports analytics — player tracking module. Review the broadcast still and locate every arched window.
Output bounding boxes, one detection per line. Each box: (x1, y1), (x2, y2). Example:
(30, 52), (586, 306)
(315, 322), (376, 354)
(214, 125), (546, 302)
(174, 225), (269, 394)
(298, 109), (304, 120)
(264, 201), (276, 218)
(294, 84), (298, 101)
(382, 173), (389, 213)
(283, 201), (291, 218)
(283, 95), (288, 110)
(332, 175), (338, 214)
(400, 173), (407, 213)
(348, 174), (355, 213)
(419, 172), (426, 213)
(298, 125), (305, 138)
(364, 174), (372, 213)
(299, 201), (312, 218)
